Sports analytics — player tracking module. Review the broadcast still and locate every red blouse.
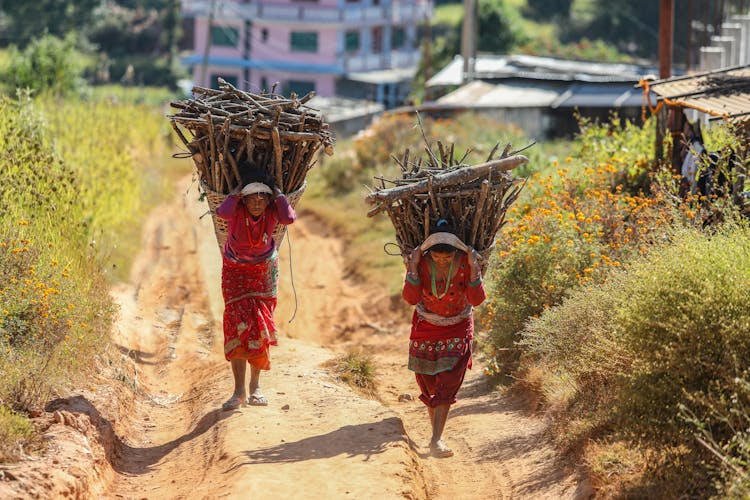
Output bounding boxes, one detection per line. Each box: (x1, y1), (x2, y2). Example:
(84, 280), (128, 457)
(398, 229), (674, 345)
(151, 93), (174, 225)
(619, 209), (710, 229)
(402, 253), (486, 316)
(216, 194), (295, 262)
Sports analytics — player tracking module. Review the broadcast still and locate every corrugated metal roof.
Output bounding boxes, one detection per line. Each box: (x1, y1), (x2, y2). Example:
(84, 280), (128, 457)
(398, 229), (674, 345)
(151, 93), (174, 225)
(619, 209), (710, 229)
(551, 83), (644, 108)
(346, 66), (417, 84)
(437, 81), (642, 109)
(426, 54), (655, 87)
(438, 80), (561, 107)
(645, 66), (750, 121)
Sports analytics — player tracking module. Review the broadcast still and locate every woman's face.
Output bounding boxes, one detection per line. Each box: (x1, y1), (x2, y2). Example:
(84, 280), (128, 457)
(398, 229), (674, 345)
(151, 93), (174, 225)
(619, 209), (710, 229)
(243, 193), (271, 217)
(430, 250), (456, 269)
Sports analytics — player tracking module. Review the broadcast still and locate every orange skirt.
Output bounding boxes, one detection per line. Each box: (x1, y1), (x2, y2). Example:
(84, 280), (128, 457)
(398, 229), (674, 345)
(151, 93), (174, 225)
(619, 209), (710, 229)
(227, 346), (271, 370)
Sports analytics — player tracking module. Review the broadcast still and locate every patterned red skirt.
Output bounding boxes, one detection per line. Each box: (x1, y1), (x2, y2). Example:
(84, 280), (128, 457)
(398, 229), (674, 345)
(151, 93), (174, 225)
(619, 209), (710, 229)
(221, 251), (279, 370)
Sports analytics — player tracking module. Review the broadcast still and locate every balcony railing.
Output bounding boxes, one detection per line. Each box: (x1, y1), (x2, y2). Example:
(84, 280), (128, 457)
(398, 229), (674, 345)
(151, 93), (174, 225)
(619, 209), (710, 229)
(182, 0), (433, 25)
(342, 49), (419, 72)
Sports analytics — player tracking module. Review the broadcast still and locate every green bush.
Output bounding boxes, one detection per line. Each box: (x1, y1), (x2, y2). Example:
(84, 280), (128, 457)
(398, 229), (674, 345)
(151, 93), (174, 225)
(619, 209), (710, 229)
(616, 225), (750, 442)
(0, 406), (38, 462)
(481, 117), (669, 375)
(520, 223), (750, 495)
(3, 34), (90, 96)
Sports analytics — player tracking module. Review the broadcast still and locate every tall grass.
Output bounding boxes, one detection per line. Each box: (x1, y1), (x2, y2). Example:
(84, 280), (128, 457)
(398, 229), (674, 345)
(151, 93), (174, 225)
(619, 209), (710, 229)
(0, 90), (181, 460)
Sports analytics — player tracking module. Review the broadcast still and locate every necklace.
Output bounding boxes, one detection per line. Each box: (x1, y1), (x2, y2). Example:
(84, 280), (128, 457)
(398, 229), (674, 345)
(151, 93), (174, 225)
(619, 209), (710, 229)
(430, 259), (454, 299)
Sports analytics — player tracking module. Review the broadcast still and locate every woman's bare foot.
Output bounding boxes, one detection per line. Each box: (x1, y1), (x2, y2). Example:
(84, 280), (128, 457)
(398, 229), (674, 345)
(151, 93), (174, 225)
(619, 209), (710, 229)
(430, 439), (454, 458)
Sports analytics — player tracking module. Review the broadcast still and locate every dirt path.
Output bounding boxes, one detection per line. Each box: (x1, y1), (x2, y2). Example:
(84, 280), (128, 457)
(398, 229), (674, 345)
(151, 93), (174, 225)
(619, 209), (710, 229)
(0, 180), (590, 499)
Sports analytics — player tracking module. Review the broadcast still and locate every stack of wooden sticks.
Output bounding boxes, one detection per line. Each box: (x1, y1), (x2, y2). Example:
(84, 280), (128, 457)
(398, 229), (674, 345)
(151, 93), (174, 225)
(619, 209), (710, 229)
(168, 77), (334, 194)
(365, 137), (528, 271)
(168, 77), (334, 248)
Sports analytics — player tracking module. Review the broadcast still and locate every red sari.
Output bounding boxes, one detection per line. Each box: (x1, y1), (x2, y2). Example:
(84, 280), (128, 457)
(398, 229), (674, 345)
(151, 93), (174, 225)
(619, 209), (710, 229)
(402, 253), (486, 407)
(221, 252), (278, 369)
(217, 194), (295, 370)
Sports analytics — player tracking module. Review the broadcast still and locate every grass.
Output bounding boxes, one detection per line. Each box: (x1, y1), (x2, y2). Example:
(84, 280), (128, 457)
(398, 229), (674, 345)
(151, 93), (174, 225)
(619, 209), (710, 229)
(326, 350), (378, 396)
(0, 405), (40, 462)
(90, 84), (183, 107)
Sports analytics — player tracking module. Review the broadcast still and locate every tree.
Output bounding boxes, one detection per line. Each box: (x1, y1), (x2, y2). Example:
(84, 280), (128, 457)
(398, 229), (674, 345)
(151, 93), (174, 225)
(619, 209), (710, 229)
(475, 0), (524, 53)
(579, 0), (660, 58)
(0, 0), (101, 48)
(525, 0), (573, 21)
(4, 34), (88, 96)
(161, 0), (182, 69)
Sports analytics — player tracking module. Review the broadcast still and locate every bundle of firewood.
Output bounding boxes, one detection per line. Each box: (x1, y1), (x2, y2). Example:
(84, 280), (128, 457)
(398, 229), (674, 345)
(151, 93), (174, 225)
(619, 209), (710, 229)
(168, 77), (334, 194)
(168, 77), (334, 248)
(365, 139), (528, 271)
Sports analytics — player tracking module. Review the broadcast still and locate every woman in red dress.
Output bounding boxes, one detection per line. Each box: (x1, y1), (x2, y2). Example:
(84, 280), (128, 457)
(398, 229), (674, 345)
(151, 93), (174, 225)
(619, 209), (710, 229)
(216, 171), (296, 410)
(402, 220), (485, 457)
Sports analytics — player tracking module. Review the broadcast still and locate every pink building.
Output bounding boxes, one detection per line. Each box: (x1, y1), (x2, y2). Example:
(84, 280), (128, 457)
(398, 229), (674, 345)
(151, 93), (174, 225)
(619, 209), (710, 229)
(182, 0), (431, 108)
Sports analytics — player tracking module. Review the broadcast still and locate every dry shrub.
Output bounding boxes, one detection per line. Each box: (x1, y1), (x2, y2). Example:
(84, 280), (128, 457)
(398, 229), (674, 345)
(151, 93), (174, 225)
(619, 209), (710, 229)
(327, 350), (377, 397)
(519, 222), (750, 496)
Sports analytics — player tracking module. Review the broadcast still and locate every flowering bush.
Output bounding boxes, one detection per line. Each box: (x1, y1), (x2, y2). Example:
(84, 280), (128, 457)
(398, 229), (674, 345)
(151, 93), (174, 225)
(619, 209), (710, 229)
(0, 91), (177, 460)
(481, 117), (675, 372)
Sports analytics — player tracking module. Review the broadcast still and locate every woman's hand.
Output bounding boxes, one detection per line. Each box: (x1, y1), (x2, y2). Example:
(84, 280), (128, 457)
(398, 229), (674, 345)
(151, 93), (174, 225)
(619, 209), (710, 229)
(407, 246), (422, 275)
(468, 248), (481, 279)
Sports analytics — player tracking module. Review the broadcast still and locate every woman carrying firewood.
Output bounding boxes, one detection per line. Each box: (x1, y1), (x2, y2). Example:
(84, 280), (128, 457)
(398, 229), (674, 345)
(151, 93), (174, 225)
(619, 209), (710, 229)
(217, 170), (296, 410)
(402, 219), (485, 457)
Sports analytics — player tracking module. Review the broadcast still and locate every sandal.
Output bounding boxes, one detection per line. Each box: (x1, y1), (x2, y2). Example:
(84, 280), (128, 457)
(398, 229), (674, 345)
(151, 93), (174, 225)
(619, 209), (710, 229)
(430, 440), (454, 458)
(247, 394), (268, 406)
(221, 395), (245, 411)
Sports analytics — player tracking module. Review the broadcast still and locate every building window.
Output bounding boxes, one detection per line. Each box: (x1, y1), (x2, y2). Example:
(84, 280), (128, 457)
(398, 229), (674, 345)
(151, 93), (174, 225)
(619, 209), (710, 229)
(391, 27), (405, 49)
(211, 74), (238, 88)
(371, 27), (383, 53)
(290, 31), (318, 52)
(345, 31), (360, 52)
(286, 80), (316, 97)
(211, 26), (239, 47)
(261, 28), (269, 43)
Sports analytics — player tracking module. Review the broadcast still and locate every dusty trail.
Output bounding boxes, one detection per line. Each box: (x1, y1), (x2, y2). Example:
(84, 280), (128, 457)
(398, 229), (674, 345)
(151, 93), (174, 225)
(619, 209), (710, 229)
(106, 181), (422, 499)
(0, 179), (589, 499)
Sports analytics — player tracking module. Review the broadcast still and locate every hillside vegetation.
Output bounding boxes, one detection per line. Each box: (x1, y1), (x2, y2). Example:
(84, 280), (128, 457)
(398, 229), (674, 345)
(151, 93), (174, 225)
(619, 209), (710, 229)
(0, 89), (183, 461)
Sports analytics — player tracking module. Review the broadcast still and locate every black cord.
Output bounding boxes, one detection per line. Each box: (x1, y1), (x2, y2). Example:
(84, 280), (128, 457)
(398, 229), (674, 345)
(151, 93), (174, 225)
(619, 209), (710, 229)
(286, 228), (298, 323)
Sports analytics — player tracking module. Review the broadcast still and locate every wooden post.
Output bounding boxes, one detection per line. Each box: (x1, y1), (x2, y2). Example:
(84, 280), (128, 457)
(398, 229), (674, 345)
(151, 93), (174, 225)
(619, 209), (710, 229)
(659, 0), (674, 79)
(461, 0), (475, 83)
(655, 104), (667, 163)
(670, 108), (686, 174)
(686, 0), (692, 72)
(200, 0), (217, 88)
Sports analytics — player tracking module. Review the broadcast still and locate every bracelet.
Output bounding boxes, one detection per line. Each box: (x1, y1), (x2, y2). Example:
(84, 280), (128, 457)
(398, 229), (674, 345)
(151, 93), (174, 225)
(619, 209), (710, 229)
(406, 271), (420, 283)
